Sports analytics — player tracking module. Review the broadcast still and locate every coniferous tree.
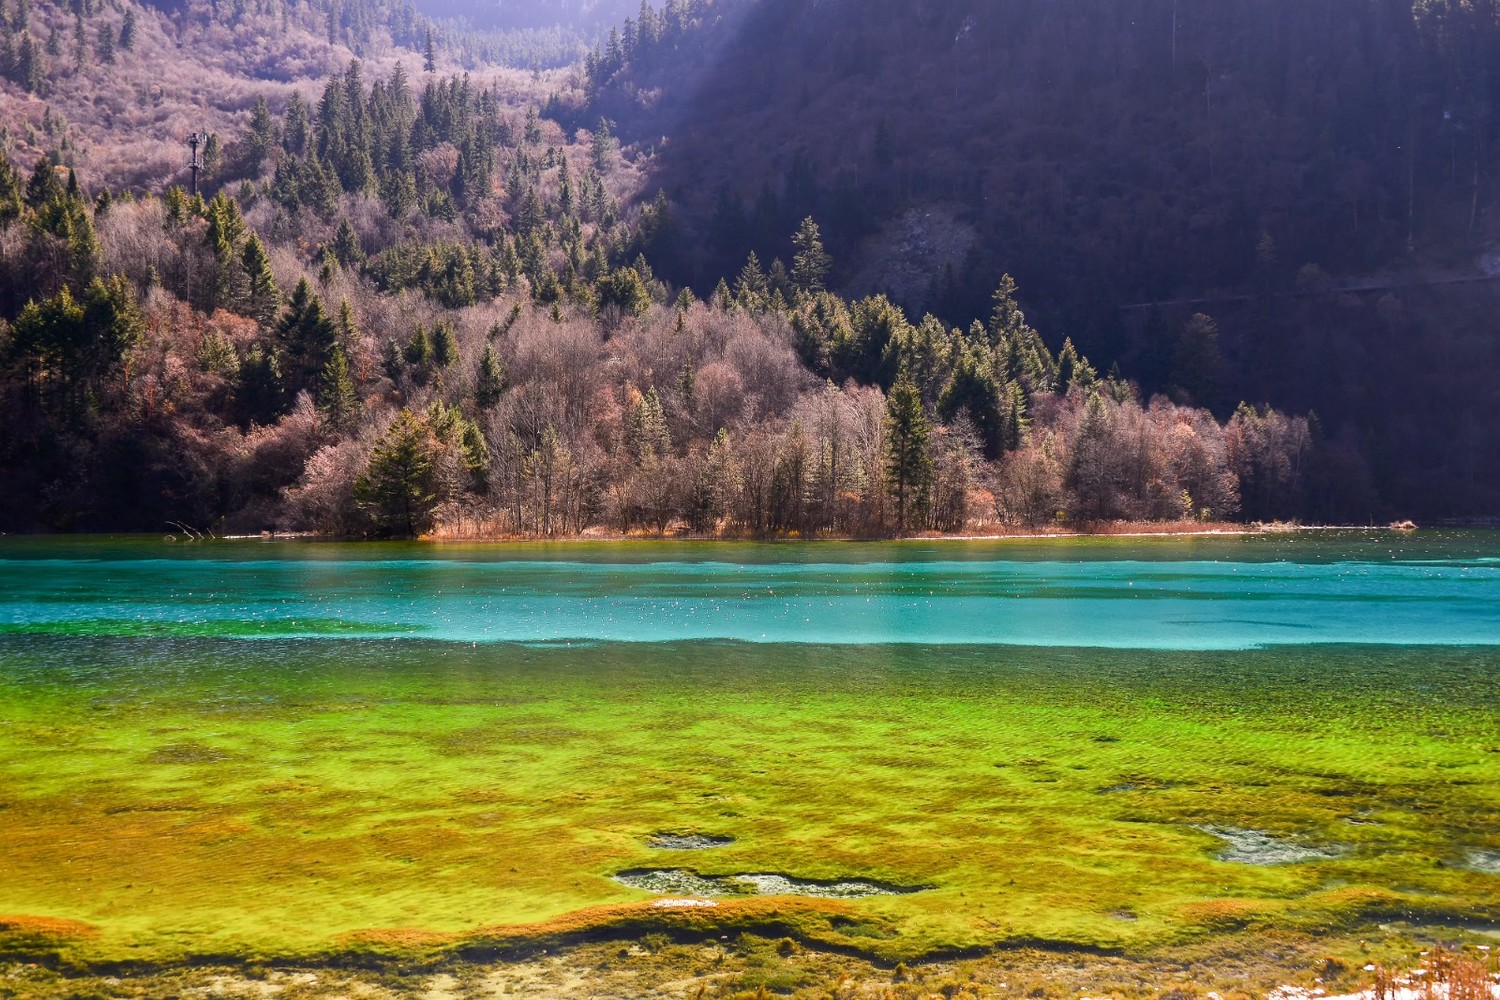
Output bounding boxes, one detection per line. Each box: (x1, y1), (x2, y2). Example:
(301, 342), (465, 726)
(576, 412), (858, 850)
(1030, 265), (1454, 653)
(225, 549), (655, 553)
(93, 20), (111, 64)
(241, 233), (279, 326)
(766, 258), (791, 302)
(735, 251), (768, 308)
(25, 156), (62, 208)
(17, 32), (45, 93)
(591, 117), (616, 171)
(1055, 337), (1096, 395)
(422, 26), (435, 72)
(475, 343), (504, 410)
(426, 398), (488, 493)
(71, 14), (85, 71)
(202, 193), (248, 313)
(304, 153), (342, 215)
(1066, 393), (1118, 522)
(201, 133), (221, 177)
(7, 275), (141, 421)
(232, 345), (283, 424)
(243, 95), (277, 171)
(627, 386), (670, 464)
(117, 7), (134, 49)
(938, 344), (1008, 459)
(318, 342), (359, 432)
(30, 185), (101, 292)
(636, 0), (659, 54)
(275, 277), (336, 392)
(355, 407), (439, 537)
(0, 157), (23, 227)
(711, 277), (733, 310)
(1173, 312), (1225, 407)
(380, 168), (416, 218)
(884, 371), (932, 532)
(7, 286), (84, 414)
(327, 219), (363, 268)
(557, 155), (574, 217)
(162, 185), (190, 227)
(597, 267), (649, 323)
(404, 322), (431, 372)
(791, 216), (831, 296)
(430, 319), (458, 369)
(282, 93), (310, 155)
(381, 337), (403, 382)
(336, 297), (358, 345)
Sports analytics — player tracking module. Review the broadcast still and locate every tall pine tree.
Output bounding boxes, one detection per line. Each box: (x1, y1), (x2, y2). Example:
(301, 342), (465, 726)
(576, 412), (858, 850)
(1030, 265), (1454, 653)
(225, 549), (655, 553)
(275, 277), (336, 394)
(318, 343), (359, 432)
(884, 372), (932, 532)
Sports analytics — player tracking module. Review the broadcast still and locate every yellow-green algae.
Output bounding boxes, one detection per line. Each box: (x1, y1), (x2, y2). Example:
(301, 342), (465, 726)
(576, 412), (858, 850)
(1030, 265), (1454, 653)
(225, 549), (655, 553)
(0, 637), (1496, 966)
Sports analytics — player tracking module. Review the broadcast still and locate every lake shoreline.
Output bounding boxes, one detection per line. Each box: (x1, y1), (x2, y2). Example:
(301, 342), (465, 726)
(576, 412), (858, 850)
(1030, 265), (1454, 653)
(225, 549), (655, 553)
(214, 520), (1421, 543)
(1, 922), (1486, 1000)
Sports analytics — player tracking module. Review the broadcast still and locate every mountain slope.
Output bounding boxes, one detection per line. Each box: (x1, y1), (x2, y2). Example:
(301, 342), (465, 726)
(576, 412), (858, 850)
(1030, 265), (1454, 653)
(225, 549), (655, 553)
(585, 0), (1500, 516)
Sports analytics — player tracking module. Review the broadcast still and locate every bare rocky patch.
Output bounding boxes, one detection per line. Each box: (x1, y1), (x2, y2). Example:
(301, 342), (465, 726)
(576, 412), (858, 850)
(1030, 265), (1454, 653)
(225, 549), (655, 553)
(1466, 849), (1500, 874)
(648, 833), (736, 850)
(1195, 826), (1345, 864)
(615, 868), (927, 899)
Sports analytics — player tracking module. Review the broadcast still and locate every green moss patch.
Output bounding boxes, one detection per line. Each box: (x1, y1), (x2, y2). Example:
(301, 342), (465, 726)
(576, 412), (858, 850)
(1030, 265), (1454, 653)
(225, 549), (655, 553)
(0, 637), (1496, 965)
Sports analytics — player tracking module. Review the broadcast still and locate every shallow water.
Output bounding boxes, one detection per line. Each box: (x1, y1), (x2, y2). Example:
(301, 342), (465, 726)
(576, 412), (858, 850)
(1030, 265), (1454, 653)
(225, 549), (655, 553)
(0, 532), (1497, 960)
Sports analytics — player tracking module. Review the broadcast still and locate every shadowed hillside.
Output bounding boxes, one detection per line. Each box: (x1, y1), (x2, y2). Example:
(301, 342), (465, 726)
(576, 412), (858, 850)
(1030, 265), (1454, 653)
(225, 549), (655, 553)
(583, 0), (1500, 516)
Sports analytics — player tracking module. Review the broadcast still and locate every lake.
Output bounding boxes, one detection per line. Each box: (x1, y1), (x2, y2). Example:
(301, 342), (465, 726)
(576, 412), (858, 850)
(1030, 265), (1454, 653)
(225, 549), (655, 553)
(1, 532), (1497, 962)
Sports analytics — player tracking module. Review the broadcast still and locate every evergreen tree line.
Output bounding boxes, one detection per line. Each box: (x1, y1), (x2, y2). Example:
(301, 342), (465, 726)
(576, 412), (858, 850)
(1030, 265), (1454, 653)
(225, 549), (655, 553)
(258, 63), (508, 217)
(0, 143), (1329, 534)
(222, 66), (634, 313)
(0, 0), (138, 94)
(583, 0), (708, 92)
(0, 0), (431, 97)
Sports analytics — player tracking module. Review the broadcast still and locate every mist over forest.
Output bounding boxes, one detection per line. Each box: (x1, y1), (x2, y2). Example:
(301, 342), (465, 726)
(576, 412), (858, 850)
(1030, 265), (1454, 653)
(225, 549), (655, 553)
(413, 0), (637, 31)
(409, 0), (640, 68)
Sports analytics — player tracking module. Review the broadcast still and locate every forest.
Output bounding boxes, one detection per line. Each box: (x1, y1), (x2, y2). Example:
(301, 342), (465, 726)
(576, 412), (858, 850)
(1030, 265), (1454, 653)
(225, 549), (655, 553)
(419, 0), (639, 70)
(0, 0), (1476, 534)
(585, 0), (1500, 518)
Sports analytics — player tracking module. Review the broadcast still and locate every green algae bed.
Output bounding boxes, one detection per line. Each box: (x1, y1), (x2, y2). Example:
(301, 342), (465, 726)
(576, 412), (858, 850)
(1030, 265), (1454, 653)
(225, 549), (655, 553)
(2, 637), (1498, 969)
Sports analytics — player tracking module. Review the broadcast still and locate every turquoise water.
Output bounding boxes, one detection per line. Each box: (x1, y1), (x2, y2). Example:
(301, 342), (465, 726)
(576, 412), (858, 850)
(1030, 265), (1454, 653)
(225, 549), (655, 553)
(2, 532), (1499, 649)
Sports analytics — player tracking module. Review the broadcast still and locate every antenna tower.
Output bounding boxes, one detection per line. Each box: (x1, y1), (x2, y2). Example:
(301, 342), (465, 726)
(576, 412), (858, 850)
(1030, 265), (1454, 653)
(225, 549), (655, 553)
(187, 131), (203, 197)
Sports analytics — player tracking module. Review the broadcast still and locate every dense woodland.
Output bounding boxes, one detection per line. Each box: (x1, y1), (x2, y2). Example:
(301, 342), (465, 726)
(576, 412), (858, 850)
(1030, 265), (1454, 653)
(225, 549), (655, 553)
(0, 0), (1485, 533)
(585, 0), (1500, 518)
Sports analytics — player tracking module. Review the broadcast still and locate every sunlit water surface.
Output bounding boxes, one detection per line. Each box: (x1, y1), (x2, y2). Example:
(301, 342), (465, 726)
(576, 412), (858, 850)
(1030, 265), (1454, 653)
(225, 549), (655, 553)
(5, 532), (1500, 648)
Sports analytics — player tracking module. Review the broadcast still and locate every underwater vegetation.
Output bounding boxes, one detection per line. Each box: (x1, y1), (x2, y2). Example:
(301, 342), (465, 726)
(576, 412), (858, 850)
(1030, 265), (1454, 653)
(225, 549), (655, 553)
(0, 537), (1496, 968)
(0, 633), (1496, 965)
